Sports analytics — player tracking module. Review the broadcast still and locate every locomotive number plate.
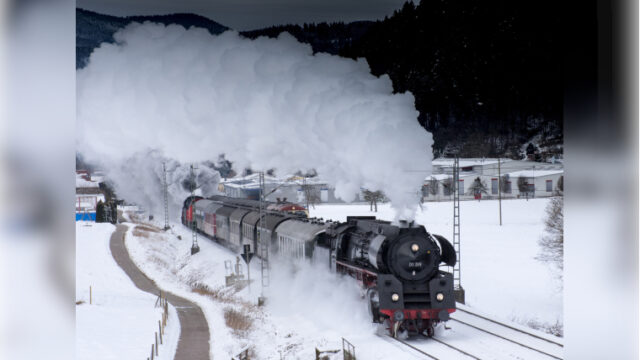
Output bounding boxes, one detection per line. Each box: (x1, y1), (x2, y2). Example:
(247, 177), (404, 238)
(408, 262), (423, 268)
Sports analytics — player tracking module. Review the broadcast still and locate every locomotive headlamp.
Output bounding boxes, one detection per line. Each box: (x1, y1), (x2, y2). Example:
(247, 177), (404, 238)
(436, 292), (444, 302)
(411, 243), (419, 252)
(391, 293), (400, 302)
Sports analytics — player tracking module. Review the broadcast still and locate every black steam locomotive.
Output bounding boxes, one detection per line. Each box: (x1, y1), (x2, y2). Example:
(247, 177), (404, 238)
(323, 216), (456, 337)
(182, 195), (456, 337)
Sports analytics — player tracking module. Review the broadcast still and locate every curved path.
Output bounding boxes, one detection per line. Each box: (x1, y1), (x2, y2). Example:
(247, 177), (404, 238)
(109, 224), (211, 360)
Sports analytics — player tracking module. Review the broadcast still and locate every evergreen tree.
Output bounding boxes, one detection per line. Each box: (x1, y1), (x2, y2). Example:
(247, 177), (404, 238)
(96, 200), (106, 222)
(556, 175), (563, 194)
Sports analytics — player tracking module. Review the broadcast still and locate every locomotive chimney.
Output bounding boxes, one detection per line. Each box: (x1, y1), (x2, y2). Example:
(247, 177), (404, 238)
(276, 197), (281, 203)
(399, 220), (409, 228)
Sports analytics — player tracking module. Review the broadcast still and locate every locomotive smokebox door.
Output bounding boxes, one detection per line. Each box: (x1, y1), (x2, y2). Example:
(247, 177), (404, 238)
(377, 274), (404, 310)
(429, 273), (455, 310)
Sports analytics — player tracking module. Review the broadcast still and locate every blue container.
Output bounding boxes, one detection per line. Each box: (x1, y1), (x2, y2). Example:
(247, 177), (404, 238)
(76, 212), (96, 221)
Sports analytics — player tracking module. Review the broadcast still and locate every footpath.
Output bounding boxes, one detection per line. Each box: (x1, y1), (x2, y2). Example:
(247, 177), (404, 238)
(109, 224), (211, 360)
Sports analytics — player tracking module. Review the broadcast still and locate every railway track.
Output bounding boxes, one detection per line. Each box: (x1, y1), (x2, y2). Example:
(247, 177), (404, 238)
(386, 335), (481, 360)
(383, 306), (564, 360)
(454, 307), (564, 347)
(449, 306), (563, 359)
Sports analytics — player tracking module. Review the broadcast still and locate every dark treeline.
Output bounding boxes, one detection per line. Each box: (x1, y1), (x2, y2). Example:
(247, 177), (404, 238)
(243, 1), (563, 158)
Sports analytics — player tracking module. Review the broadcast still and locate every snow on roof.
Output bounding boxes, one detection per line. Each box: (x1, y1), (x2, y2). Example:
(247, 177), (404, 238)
(76, 173), (99, 188)
(222, 174), (328, 188)
(219, 173), (278, 184)
(432, 158), (507, 167)
(507, 169), (563, 178)
(425, 174), (452, 181)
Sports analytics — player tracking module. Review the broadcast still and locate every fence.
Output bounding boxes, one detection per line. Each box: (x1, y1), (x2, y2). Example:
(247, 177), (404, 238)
(232, 347), (249, 360)
(147, 291), (170, 360)
(342, 338), (355, 360)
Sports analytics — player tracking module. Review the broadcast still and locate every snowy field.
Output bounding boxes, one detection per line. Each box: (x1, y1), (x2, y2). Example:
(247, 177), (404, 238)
(119, 197), (561, 359)
(75, 222), (179, 360)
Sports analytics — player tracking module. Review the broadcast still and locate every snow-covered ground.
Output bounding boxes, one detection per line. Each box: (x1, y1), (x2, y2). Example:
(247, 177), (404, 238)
(125, 219), (431, 359)
(75, 222), (179, 360)
(310, 198), (563, 328)
(121, 197), (561, 359)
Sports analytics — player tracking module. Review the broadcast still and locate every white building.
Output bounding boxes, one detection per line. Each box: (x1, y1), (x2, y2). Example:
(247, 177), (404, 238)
(503, 169), (564, 198)
(423, 158), (563, 201)
(219, 174), (340, 204)
(76, 171), (105, 221)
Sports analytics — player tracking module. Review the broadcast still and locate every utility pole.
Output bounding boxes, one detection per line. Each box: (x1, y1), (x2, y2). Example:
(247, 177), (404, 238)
(452, 156), (465, 304)
(190, 164), (200, 255)
(258, 171), (269, 305)
(532, 165), (535, 198)
(162, 162), (170, 231)
(303, 176), (309, 210)
(498, 158), (502, 226)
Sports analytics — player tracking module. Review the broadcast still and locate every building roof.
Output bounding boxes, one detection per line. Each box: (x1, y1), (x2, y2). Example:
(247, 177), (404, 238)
(76, 188), (104, 195)
(506, 169), (564, 178)
(221, 173), (327, 189)
(432, 158), (506, 167)
(76, 172), (99, 188)
(425, 174), (452, 181)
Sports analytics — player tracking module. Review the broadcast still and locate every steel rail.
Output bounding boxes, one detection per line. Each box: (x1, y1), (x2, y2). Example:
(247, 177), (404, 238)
(455, 308), (564, 347)
(450, 318), (562, 359)
(430, 337), (483, 360)
(383, 335), (440, 360)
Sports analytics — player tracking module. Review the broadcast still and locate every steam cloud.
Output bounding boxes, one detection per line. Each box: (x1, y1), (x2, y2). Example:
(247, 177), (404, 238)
(77, 22), (432, 218)
(103, 151), (221, 217)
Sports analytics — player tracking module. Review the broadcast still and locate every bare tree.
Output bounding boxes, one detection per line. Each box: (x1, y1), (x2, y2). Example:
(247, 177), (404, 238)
(537, 196), (563, 277)
(500, 174), (512, 194)
(441, 176), (453, 197)
(363, 189), (385, 212)
(428, 177), (439, 196)
(300, 182), (321, 209)
(517, 176), (530, 199)
(467, 177), (488, 196)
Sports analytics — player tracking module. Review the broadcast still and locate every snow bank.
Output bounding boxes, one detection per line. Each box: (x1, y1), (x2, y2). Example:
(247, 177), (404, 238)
(77, 22), (432, 218)
(76, 222), (179, 359)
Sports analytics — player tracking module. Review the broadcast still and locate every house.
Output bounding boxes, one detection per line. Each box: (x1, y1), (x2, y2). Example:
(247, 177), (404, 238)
(218, 174), (341, 205)
(76, 170), (105, 221)
(503, 169), (564, 198)
(423, 158), (563, 201)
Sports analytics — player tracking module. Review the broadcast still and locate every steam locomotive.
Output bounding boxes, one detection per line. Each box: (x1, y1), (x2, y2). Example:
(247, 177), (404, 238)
(182, 195), (456, 337)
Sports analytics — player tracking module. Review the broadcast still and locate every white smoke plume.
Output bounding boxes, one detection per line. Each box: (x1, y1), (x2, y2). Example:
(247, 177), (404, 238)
(102, 151), (221, 217)
(77, 22), (432, 218)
